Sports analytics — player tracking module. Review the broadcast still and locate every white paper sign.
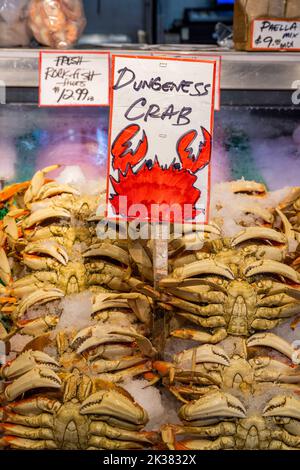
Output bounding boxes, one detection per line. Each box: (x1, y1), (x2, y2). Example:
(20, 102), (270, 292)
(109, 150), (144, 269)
(252, 19), (300, 50)
(39, 51), (110, 107)
(106, 55), (216, 223)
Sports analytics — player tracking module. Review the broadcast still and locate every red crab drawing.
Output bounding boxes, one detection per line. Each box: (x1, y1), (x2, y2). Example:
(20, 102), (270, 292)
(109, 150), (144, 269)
(109, 123), (211, 222)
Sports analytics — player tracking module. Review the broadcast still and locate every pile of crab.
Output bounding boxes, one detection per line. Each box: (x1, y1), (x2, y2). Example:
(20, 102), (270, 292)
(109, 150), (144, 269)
(0, 165), (160, 450)
(156, 180), (300, 450)
(1, 168), (300, 451)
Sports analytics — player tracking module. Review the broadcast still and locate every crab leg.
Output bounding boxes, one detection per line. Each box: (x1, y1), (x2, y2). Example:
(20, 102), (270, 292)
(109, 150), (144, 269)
(92, 355), (149, 374)
(256, 303), (300, 319)
(173, 436), (235, 450)
(176, 312), (226, 328)
(3, 410), (54, 428)
(161, 422), (236, 450)
(164, 287), (226, 305)
(251, 318), (281, 330)
(89, 422), (158, 444)
(258, 294), (299, 307)
(171, 327), (227, 344)
(0, 436), (56, 449)
(88, 435), (145, 450)
(1, 423), (54, 440)
(165, 299), (223, 317)
(96, 361), (153, 383)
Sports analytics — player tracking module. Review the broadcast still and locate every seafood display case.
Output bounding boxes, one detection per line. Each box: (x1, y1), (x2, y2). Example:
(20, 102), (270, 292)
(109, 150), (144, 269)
(0, 48), (300, 451)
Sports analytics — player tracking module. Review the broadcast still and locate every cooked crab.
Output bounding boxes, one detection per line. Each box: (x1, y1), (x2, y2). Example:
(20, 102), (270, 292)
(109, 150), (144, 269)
(161, 391), (300, 450)
(154, 333), (300, 403)
(0, 368), (158, 450)
(160, 227), (300, 342)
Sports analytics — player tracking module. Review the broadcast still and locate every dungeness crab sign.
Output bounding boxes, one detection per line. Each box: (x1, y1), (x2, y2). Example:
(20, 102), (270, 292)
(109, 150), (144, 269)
(106, 55), (217, 224)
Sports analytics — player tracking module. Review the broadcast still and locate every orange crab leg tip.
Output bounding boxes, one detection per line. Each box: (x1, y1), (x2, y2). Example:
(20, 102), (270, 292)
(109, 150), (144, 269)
(174, 442), (190, 450)
(153, 361), (172, 376)
(0, 297), (17, 304)
(0, 182), (30, 202)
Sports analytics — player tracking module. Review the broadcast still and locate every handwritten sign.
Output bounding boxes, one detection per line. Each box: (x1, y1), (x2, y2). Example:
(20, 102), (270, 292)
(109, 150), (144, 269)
(39, 51), (110, 107)
(106, 55), (216, 223)
(252, 19), (300, 50)
(150, 52), (221, 111)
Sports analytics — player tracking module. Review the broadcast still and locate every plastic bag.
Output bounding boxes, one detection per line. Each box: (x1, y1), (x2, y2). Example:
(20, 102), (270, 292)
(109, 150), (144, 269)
(0, 0), (32, 47)
(28, 0), (86, 48)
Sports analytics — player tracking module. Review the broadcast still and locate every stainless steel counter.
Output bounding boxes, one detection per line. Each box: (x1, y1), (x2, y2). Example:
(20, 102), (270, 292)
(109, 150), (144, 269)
(0, 48), (299, 90)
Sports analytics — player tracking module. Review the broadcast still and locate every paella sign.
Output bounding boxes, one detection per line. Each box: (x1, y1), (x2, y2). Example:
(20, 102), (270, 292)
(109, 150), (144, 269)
(106, 55), (216, 224)
(251, 19), (300, 50)
(39, 51), (110, 107)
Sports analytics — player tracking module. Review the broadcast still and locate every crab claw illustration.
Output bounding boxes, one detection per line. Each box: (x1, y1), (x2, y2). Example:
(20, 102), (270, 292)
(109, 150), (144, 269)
(177, 127), (211, 173)
(111, 124), (148, 174)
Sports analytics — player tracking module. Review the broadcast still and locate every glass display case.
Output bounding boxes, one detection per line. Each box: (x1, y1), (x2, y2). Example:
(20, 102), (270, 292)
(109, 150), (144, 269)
(1, 48), (300, 452)
(1, 49), (299, 189)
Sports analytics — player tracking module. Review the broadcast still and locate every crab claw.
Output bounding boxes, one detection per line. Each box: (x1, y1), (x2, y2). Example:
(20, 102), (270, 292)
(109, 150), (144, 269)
(3, 367), (61, 401)
(168, 260), (234, 284)
(244, 260), (300, 284)
(71, 325), (135, 354)
(1, 350), (59, 380)
(0, 247), (12, 286)
(3, 210), (24, 243)
(263, 395), (300, 420)
(22, 207), (71, 229)
(81, 389), (148, 426)
(176, 127), (211, 173)
(247, 333), (297, 361)
(35, 182), (80, 201)
(24, 240), (69, 266)
(111, 124), (148, 174)
(178, 391), (246, 423)
(24, 165), (60, 206)
(174, 345), (230, 369)
(83, 243), (130, 266)
(231, 227), (286, 247)
(14, 288), (64, 319)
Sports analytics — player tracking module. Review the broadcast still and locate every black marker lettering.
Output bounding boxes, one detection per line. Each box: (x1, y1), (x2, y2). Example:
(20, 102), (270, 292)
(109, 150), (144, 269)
(144, 103), (161, 121)
(161, 104), (179, 121)
(113, 67), (136, 90)
(174, 107), (192, 126)
(124, 97), (147, 121)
